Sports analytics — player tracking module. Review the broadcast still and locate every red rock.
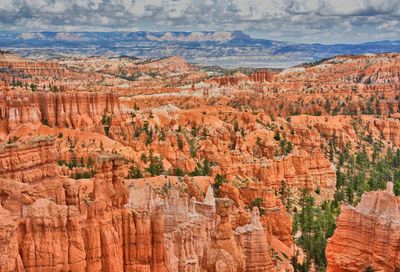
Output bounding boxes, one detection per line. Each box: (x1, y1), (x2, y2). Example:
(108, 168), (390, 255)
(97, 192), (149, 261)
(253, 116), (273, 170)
(326, 183), (400, 272)
(2, 51), (400, 272)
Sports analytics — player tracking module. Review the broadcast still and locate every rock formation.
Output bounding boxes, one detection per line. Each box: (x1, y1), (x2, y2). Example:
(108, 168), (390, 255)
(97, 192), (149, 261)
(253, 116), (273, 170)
(0, 51), (65, 76)
(1, 51), (400, 272)
(326, 183), (400, 272)
(0, 135), (282, 271)
(0, 91), (121, 133)
(0, 136), (57, 182)
(235, 207), (276, 271)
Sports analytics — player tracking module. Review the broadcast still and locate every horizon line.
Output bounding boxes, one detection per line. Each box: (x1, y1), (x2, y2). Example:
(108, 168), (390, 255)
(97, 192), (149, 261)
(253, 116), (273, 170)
(0, 30), (399, 46)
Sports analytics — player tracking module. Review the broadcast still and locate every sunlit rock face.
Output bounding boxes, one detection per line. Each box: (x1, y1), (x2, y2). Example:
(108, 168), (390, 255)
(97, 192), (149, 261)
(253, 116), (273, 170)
(2, 51), (400, 272)
(0, 91), (121, 133)
(326, 183), (400, 272)
(0, 135), (279, 271)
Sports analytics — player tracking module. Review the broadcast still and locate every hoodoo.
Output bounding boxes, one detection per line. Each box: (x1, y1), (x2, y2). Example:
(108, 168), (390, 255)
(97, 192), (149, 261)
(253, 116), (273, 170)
(326, 183), (400, 272)
(0, 45), (400, 272)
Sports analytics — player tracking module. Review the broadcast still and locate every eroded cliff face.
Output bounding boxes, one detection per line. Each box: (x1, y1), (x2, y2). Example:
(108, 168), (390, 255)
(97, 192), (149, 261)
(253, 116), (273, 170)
(127, 182), (280, 272)
(0, 136), (57, 182)
(3, 51), (400, 272)
(272, 54), (400, 92)
(0, 150), (168, 272)
(0, 51), (65, 77)
(235, 207), (276, 272)
(0, 91), (122, 134)
(115, 108), (338, 198)
(326, 184), (400, 272)
(0, 137), (288, 272)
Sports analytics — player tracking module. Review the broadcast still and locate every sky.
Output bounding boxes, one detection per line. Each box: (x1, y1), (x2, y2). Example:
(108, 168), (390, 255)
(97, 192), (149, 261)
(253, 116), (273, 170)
(0, 0), (399, 44)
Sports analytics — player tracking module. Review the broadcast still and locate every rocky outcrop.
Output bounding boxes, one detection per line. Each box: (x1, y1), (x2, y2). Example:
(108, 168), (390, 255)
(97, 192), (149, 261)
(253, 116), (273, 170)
(115, 108), (337, 196)
(0, 91), (121, 133)
(206, 198), (247, 272)
(326, 183), (400, 272)
(0, 136), (57, 183)
(235, 207), (276, 272)
(5, 51), (400, 272)
(0, 51), (65, 76)
(0, 205), (23, 272)
(37, 92), (121, 129)
(261, 189), (293, 248)
(373, 118), (400, 146)
(211, 76), (242, 86)
(272, 53), (400, 92)
(0, 152), (171, 272)
(0, 143), (281, 272)
(250, 70), (273, 82)
(213, 149), (336, 196)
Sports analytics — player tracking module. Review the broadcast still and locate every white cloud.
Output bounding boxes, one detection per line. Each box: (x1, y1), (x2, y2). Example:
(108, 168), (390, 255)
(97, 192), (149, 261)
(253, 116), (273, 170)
(41, 2), (67, 13)
(319, 0), (400, 16)
(378, 20), (400, 31)
(0, 0), (399, 43)
(232, 0), (284, 18)
(287, 0), (319, 14)
(127, 0), (163, 17)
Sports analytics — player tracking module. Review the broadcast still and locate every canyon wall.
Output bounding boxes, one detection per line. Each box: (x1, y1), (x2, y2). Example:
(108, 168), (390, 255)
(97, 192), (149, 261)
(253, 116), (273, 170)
(0, 91), (121, 133)
(0, 51), (65, 77)
(0, 136), (287, 272)
(2, 51), (400, 272)
(326, 183), (400, 272)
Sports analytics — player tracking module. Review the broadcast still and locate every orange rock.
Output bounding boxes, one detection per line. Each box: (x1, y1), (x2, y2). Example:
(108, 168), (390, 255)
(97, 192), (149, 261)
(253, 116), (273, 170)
(2, 51), (400, 272)
(235, 207), (276, 271)
(326, 183), (400, 272)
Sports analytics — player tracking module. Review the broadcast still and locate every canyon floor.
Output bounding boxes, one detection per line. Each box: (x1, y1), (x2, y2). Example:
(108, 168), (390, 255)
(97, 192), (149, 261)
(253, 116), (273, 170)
(0, 50), (399, 272)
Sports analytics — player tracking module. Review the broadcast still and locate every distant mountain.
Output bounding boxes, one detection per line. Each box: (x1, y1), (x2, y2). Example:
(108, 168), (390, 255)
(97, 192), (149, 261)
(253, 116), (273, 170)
(1, 31), (400, 68)
(360, 40), (400, 46)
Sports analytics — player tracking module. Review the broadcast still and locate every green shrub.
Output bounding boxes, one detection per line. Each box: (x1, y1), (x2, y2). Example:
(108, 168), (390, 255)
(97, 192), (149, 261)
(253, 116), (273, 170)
(101, 114), (112, 136)
(170, 167), (185, 177)
(145, 154), (165, 176)
(189, 159), (216, 176)
(128, 165), (143, 179)
(213, 174), (228, 196)
(41, 118), (49, 126)
(274, 130), (281, 141)
(177, 136), (184, 150)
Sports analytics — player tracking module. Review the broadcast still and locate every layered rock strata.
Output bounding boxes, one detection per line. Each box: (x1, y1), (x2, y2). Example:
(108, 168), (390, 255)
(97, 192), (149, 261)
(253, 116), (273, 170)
(326, 183), (400, 272)
(0, 91), (121, 133)
(0, 140), (282, 271)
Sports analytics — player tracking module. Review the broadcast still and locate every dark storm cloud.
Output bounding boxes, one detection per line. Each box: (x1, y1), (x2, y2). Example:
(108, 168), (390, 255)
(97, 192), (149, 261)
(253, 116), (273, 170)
(0, 0), (399, 43)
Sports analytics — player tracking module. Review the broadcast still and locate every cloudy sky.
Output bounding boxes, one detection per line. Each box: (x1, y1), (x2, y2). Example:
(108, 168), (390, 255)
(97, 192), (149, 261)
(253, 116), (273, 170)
(0, 0), (399, 43)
